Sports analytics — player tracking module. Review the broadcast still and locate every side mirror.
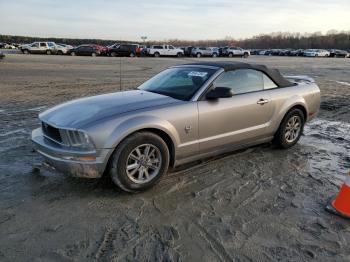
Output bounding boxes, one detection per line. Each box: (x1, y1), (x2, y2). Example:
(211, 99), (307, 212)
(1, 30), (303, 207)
(206, 87), (233, 99)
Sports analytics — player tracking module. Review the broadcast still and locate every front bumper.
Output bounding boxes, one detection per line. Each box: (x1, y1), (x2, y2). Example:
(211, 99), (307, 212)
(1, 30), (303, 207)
(31, 128), (111, 178)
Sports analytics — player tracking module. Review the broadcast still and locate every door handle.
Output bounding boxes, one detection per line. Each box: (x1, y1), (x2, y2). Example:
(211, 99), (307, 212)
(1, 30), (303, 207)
(257, 98), (269, 105)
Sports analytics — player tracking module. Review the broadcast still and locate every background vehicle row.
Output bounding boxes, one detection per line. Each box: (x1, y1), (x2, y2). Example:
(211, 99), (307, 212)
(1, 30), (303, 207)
(14, 41), (350, 58)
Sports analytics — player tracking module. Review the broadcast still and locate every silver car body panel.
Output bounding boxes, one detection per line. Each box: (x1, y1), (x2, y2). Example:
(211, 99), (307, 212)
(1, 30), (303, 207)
(31, 65), (321, 178)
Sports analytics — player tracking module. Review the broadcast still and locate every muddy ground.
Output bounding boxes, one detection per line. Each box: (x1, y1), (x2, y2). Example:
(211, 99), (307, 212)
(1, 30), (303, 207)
(0, 54), (349, 262)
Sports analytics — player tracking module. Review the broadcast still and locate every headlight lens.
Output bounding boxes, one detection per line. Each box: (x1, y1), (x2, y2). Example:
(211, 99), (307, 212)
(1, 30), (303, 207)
(61, 129), (94, 149)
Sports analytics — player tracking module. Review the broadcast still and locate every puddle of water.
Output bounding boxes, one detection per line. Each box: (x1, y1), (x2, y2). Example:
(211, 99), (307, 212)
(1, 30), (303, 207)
(302, 119), (350, 186)
(0, 129), (27, 137)
(28, 106), (47, 112)
(335, 81), (350, 86)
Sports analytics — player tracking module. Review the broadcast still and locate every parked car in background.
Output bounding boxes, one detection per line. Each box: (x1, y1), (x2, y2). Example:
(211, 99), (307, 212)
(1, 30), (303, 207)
(57, 43), (74, 50)
(304, 49), (330, 57)
(4, 43), (16, 49)
(183, 46), (195, 57)
(54, 44), (71, 55)
(0, 51), (5, 59)
(249, 49), (261, 55)
(191, 47), (213, 57)
(226, 47), (250, 58)
(148, 45), (184, 57)
(107, 44), (140, 57)
(290, 49), (305, 56)
(32, 61), (320, 192)
(67, 44), (104, 57)
(20, 42), (57, 55)
(210, 47), (219, 57)
(329, 49), (349, 58)
(219, 47), (229, 56)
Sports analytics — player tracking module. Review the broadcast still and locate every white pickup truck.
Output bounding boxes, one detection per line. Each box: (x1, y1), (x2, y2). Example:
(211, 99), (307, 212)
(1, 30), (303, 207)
(148, 45), (184, 57)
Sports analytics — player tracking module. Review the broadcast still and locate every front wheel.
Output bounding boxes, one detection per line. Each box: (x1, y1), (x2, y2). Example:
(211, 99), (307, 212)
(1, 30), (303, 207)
(196, 53), (201, 58)
(228, 53), (233, 58)
(109, 132), (170, 193)
(177, 52), (183, 57)
(243, 53), (249, 58)
(274, 108), (305, 149)
(46, 50), (52, 55)
(154, 52), (160, 58)
(70, 51), (76, 56)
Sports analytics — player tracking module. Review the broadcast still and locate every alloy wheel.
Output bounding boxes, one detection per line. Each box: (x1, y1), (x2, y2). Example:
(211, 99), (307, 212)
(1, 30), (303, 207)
(126, 144), (162, 184)
(285, 115), (301, 143)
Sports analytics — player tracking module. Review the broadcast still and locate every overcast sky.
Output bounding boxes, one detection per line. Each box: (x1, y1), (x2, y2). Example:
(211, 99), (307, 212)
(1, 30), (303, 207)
(0, 0), (349, 41)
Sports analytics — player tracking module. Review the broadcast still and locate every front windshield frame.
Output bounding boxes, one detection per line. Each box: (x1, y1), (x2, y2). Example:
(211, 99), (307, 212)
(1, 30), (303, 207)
(138, 66), (219, 101)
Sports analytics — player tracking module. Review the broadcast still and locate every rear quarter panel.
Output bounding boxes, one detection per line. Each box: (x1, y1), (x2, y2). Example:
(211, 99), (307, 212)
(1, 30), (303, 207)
(266, 82), (321, 136)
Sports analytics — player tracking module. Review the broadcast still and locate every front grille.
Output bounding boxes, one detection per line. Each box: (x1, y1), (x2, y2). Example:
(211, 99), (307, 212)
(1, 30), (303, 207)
(42, 122), (62, 144)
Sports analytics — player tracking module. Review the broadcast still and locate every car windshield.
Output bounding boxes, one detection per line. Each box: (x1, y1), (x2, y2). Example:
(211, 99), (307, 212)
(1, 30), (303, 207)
(138, 67), (217, 101)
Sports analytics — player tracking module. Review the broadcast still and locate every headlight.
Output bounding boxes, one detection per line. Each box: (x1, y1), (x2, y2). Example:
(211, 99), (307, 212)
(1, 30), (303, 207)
(61, 129), (94, 150)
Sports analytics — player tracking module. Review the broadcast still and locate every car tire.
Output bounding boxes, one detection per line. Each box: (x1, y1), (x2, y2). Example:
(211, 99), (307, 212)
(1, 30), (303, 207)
(274, 108), (305, 149)
(57, 51), (63, 55)
(111, 52), (117, 57)
(129, 52), (135, 57)
(243, 53), (249, 58)
(212, 53), (218, 58)
(177, 52), (183, 57)
(46, 50), (52, 55)
(23, 49), (29, 54)
(154, 52), (160, 58)
(196, 53), (201, 58)
(228, 53), (233, 58)
(71, 52), (76, 56)
(92, 53), (97, 57)
(109, 132), (170, 193)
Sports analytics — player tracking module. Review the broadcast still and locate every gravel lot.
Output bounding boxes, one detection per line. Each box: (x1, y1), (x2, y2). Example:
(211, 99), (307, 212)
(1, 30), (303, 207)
(0, 54), (349, 261)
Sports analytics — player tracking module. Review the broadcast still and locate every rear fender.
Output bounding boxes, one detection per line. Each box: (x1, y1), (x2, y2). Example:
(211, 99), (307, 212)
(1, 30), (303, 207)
(271, 95), (308, 132)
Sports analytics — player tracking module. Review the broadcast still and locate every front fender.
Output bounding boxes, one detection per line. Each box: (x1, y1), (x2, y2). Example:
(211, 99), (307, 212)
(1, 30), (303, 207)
(104, 115), (180, 150)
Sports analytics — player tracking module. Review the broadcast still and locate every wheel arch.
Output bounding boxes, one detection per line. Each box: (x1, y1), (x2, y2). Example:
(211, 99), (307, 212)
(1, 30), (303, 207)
(103, 116), (180, 168)
(273, 102), (308, 135)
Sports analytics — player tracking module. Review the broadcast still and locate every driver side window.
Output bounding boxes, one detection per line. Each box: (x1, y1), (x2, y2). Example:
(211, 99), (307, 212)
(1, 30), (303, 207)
(213, 69), (264, 95)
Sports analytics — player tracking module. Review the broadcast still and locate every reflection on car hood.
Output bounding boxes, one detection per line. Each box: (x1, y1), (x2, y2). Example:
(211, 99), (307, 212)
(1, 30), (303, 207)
(39, 90), (180, 128)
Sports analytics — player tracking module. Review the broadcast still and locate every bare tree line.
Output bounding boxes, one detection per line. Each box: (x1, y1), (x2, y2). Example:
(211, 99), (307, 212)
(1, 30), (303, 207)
(1, 30), (350, 49)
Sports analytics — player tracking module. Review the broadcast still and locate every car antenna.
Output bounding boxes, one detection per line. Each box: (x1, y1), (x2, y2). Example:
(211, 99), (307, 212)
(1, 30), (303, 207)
(119, 57), (122, 92)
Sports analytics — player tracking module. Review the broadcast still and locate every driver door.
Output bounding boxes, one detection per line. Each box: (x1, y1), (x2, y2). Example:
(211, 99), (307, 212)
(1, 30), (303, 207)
(197, 69), (274, 154)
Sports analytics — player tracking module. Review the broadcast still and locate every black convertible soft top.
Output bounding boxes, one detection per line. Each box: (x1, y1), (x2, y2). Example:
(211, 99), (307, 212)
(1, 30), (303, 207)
(182, 61), (294, 88)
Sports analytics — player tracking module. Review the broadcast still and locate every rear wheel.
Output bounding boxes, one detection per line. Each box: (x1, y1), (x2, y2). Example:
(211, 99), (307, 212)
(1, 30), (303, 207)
(228, 53), (233, 58)
(70, 51), (76, 56)
(23, 49), (29, 54)
(274, 108), (305, 149)
(57, 51), (63, 55)
(46, 50), (52, 55)
(177, 52), (183, 57)
(196, 53), (201, 58)
(154, 52), (160, 58)
(243, 52), (249, 58)
(109, 132), (169, 193)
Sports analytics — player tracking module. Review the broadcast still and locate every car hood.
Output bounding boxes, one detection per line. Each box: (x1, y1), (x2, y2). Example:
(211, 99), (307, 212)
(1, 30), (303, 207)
(40, 90), (181, 128)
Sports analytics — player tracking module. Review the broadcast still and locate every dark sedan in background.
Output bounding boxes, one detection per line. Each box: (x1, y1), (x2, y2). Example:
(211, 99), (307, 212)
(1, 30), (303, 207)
(67, 44), (107, 57)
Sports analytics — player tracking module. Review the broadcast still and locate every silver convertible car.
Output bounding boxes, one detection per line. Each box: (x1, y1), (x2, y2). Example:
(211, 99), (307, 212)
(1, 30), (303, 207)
(32, 62), (321, 192)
